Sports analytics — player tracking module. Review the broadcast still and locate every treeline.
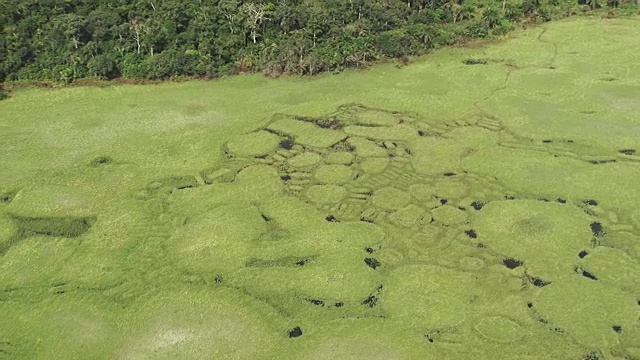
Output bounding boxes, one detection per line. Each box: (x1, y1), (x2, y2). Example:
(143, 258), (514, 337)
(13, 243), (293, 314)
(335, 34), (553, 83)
(0, 0), (635, 86)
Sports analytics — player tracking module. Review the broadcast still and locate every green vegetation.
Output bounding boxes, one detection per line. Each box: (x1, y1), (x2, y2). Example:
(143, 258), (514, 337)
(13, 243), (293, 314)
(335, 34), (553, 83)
(1, 15), (640, 360)
(1, 0), (637, 87)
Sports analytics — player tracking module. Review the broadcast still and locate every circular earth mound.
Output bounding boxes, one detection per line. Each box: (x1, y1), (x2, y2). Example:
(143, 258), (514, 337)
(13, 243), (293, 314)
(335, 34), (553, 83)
(431, 205), (467, 225)
(385, 265), (485, 329)
(409, 184), (436, 203)
(288, 152), (323, 168)
(360, 157), (389, 174)
(326, 152), (354, 165)
(168, 204), (266, 275)
(388, 205), (428, 228)
(305, 185), (347, 204)
(227, 131), (281, 157)
(121, 287), (285, 359)
(533, 278), (637, 348)
(434, 179), (467, 200)
(7, 185), (96, 218)
(314, 165), (353, 185)
(472, 200), (593, 279)
(372, 188), (411, 210)
(473, 316), (523, 343)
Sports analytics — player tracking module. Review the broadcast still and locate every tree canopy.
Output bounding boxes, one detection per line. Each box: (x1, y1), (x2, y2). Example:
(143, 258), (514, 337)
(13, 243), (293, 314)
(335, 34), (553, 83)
(0, 0), (634, 85)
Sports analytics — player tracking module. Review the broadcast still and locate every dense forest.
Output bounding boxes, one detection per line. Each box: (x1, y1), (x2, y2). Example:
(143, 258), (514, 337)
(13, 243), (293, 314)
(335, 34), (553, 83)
(0, 0), (637, 89)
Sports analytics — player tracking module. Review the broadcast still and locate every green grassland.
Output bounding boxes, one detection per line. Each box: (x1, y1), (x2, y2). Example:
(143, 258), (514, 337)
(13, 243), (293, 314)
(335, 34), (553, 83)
(1, 15), (640, 359)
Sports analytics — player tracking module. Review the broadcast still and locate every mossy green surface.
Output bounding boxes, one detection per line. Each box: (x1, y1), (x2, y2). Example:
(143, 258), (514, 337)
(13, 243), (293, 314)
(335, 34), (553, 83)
(1, 16), (640, 359)
(226, 130), (281, 157)
(314, 165), (353, 184)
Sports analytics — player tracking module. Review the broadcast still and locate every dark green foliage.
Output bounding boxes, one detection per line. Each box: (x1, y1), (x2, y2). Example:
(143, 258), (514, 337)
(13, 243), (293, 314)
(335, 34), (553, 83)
(0, 0), (603, 83)
(12, 216), (96, 238)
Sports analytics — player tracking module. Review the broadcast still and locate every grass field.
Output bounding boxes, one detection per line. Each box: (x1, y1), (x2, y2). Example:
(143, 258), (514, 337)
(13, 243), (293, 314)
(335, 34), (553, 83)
(1, 15), (640, 359)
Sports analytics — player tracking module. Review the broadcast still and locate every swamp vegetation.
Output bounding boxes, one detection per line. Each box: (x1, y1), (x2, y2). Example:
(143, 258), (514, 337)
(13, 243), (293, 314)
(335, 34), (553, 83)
(0, 4), (639, 360)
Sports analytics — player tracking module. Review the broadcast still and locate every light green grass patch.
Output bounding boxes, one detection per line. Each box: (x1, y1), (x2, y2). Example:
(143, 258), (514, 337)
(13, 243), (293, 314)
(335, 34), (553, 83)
(226, 130), (282, 157)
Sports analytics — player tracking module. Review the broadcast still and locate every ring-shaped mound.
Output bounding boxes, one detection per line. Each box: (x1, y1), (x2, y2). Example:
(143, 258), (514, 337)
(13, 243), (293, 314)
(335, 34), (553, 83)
(326, 152), (354, 165)
(288, 152), (323, 168)
(388, 205), (427, 228)
(384, 265), (484, 329)
(306, 185), (347, 204)
(314, 165), (353, 185)
(434, 179), (467, 200)
(360, 157), (389, 174)
(121, 287), (285, 359)
(372, 187), (411, 210)
(473, 316), (523, 343)
(534, 278), (638, 348)
(409, 183), (435, 202)
(168, 204), (266, 275)
(472, 200), (593, 278)
(7, 185), (96, 218)
(431, 205), (467, 225)
(226, 131), (281, 157)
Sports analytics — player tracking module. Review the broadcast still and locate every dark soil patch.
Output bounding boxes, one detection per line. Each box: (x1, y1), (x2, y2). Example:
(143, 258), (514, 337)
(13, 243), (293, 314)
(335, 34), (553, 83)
(583, 199), (598, 206)
(89, 156), (113, 166)
(156, 175), (198, 190)
(362, 285), (382, 307)
(471, 201), (484, 210)
(317, 117), (344, 130)
(464, 229), (478, 239)
(556, 198), (567, 204)
(463, 59), (488, 65)
(588, 159), (616, 165)
(288, 327), (303, 338)
(325, 215), (338, 222)
(583, 352), (602, 360)
(0, 190), (17, 204)
(612, 325), (622, 333)
(528, 276), (550, 287)
(502, 258), (523, 269)
(279, 139), (294, 150)
(364, 258), (381, 270)
(618, 149), (636, 155)
(581, 269), (598, 280)
(426, 335), (435, 343)
(308, 299), (325, 306)
(362, 295), (378, 307)
(331, 140), (356, 153)
(578, 250), (589, 258)
(590, 222), (605, 237)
